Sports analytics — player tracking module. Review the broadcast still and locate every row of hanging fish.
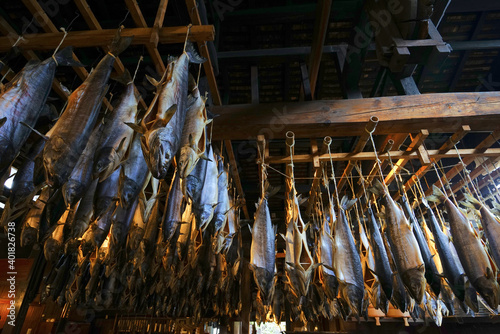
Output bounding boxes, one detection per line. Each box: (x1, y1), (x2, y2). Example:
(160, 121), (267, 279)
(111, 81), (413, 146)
(0, 25), (242, 320)
(247, 137), (500, 326)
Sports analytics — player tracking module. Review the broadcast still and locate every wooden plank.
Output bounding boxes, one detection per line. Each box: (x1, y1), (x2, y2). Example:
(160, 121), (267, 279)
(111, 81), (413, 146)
(224, 140), (250, 220)
(211, 92), (500, 140)
(308, 0), (331, 98)
(0, 26), (214, 52)
(124, 0), (166, 74)
(384, 130), (429, 186)
(150, 0), (169, 46)
(424, 129), (500, 196)
(265, 147), (500, 164)
(397, 125), (471, 199)
(185, 0), (221, 105)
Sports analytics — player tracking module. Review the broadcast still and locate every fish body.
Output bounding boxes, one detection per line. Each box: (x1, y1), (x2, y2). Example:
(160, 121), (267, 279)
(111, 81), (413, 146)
(370, 179), (425, 303)
(423, 199), (466, 302)
(43, 31), (132, 187)
(0, 47), (80, 175)
(44, 208), (70, 263)
(250, 187), (276, 305)
(93, 167), (121, 219)
(70, 179), (98, 240)
(108, 197), (138, 261)
(318, 215), (339, 301)
(401, 195), (441, 296)
(80, 201), (116, 257)
(20, 187), (50, 247)
(126, 203), (146, 258)
(119, 132), (149, 208)
(212, 156), (230, 232)
(428, 185), (500, 309)
(62, 123), (103, 206)
(333, 197), (364, 318)
(365, 207), (393, 301)
(162, 169), (183, 241)
(192, 144), (218, 229)
(94, 75), (139, 180)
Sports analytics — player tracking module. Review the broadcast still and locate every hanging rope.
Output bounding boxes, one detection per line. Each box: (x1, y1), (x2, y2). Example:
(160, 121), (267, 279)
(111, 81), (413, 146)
(130, 56), (144, 84)
(367, 126), (385, 184)
(453, 144), (484, 203)
(327, 139), (341, 211)
(52, 27), (69, 65)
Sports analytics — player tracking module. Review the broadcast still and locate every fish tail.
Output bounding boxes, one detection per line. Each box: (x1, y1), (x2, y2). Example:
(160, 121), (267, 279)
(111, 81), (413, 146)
(110, 69), (132, 85)
(108, 28), (133, 57)
(340, 195), (357, 211)
(426, 185), (446, 204)
(185, 41), (206, 64)
(264, 180), (280, 198)
(368, 178), (384, 196)
(53, 46), (84, 67)
(463, 193), (481, 210)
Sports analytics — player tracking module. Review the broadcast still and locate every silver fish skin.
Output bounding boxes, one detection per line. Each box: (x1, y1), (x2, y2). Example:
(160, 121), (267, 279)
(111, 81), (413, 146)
(126, 203), (146, 258)
(108, 197), (138, 261)
(401, 195), (441, 297)
(63, 123), (103, 207)
(463, 193), (500, 271)
(70, 179), (98, 240)
(428, 185), (500, 309)
(318, 214), (339, 301)
(365, 207), (393, 301)
(81, 201), (116, 257)
(93, 166), (121, 219)
(333, 197), (364, 318)
(423, 199), (466, 302)
(162, 169), (183, 241)
(212, 155), (230, 233)
(44, 208), (70, 263)
(370, 179), (425, 303)
(43, 32), (132, 187)
(119, 132), (149, 209)
(0, 46), (80, 175)
(142, 42), (205, 179)
(20, 187), (50, 247)
(193, 144), (218, 230)
(94, 77), (139, 181)
(250, 191), (275, 305)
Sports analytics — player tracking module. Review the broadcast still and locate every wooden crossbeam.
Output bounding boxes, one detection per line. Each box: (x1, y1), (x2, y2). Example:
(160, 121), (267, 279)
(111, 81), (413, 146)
(424, 129), (500, 196)
(224, 140), (250, 220)
(185, 0), (221, 105)
(265, 147), (500, 164)
(337, 116), (378, 192)
(384, 130), (429, 186)
(125, 0), (166, 74)
(0, 26), (215, 53)
(211, 92), (500, 140)
(395, 125), (471, 201)
(308, 0), (331, 98)
(150, 0), (169, 46)
(74, 0), (147, 110)
(450, 156), (497, 195)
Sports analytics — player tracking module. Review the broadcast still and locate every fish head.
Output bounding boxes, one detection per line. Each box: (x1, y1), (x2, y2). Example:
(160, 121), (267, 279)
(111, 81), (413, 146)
(62, 180), (84, 207)
(148, 129), (173, 179)
(401, 267), (426, 303)
(251, 266), (275, 305)
(43, 137), (72, 187)
(21, 226), (37, 247)
(43, 238), (63, 263)
(474, 275), (500, 309)
(120, 177), (139, 208)
(94, 151), (115, 180)
(178, 146), (197, 178)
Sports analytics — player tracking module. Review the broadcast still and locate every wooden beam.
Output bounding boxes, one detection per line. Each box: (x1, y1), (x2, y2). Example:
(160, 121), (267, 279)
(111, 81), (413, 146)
(150, 0), (169, 46)
(185, 0), (221, 105)
(337, 116), (379, 192)
(384, 130), (429, 186)
(306, 137), (331, 215)
(266, 148), (500, 164)
(224, 140), (250, 220)
(396, 125), (471, 200)
(124, 0), (166, 74)
(450, 156), (497, 195)
(308, 0), (331, 98)
(211, 92), (500, 140)
(424, 129), (500, 196)
(0, 26), (215, 53)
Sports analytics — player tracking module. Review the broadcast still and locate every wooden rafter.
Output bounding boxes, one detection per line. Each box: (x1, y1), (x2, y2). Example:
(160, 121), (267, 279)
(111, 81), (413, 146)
(211, 92), (500, 140)
(124, 0), (166, 74)
(308, 0), (331, 98)
(424, 129), (500, 196)
(0, 26), (215, 53)
(185, 0), (221, 105)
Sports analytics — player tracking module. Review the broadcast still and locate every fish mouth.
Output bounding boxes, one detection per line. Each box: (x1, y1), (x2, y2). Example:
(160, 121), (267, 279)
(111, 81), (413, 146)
(401, 268), (426, 303)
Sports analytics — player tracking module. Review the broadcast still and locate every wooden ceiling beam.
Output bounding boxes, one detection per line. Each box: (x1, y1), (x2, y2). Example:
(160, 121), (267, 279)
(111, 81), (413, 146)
(124, 0), (166, 74)
(265, 147), (500, 164)
(211, 92), (500, 140)
(0, 26), (215, 53)
(185, 0), (221, 106)
(424, 129), (500, 196)
(74, 0), (147, 110)
(308, 0), (331, 98)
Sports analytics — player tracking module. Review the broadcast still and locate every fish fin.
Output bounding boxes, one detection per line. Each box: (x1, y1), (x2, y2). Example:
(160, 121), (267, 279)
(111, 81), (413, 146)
(108, 27), (133, 57)
(199, 153), (211, 162)
(124, 122), (145, 134)
(53, 46), (84, 67)
(19, 122), (49, 140)
(486, 266), (495, 280)
(146, 74), (160, 87)
(463, 193), (482, 210)
(110, 69), (132, 85)
(264, 180), (280, 198)
(163, 104), (178, 124)
(460, 200), (476, 210)
(116, 137), (128, 156)
(340, 196), (357, 211)
(185, 40), (206, 64)
(0, 117), (6, 128)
